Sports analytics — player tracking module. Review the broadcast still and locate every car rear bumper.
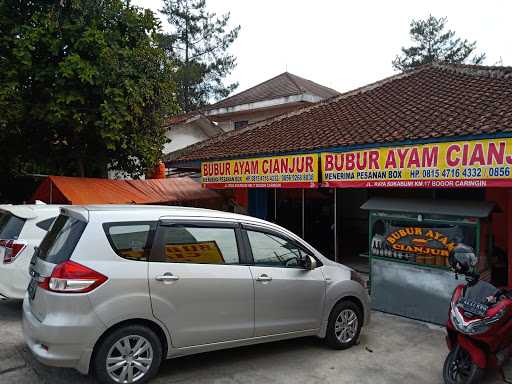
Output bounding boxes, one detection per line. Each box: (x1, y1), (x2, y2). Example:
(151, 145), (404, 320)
(22, 297), (103, 374)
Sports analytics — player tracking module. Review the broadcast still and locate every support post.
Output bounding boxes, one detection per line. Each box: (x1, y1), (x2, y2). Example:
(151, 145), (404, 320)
(508, 189), (512, 287)
(334, 189), (337, 262)
(274, 188), (277, 222)
(302, 188), (305, 239)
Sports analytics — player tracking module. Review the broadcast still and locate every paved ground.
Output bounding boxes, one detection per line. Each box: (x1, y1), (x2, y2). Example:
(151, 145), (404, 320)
(1, 299), (510, 384)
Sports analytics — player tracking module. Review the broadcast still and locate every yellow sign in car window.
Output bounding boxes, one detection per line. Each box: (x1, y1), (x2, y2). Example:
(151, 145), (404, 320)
(165, 241), (225, 264)
(119, 249), (145, 260)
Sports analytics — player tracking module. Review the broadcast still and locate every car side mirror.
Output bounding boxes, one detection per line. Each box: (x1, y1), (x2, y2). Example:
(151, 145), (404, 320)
(302, 255), (318, 270)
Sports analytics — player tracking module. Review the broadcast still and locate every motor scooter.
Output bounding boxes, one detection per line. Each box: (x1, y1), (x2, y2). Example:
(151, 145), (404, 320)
(444, 244), (512, 384)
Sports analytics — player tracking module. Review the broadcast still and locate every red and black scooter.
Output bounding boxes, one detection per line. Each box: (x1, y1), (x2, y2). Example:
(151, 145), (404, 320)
(444, 244), (512, 384)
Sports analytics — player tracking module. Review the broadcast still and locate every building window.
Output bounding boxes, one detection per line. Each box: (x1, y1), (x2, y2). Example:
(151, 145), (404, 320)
(234, 120), (249, 130)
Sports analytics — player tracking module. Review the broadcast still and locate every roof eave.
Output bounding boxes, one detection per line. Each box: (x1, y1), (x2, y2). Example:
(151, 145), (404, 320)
(204, 93), (323, 117)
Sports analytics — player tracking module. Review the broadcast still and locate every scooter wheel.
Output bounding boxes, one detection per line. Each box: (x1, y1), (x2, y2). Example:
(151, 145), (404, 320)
(443, 348), (484, 384)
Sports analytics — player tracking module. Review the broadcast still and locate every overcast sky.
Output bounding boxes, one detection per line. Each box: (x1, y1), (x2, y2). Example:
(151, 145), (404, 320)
(133, 0), (511, 95)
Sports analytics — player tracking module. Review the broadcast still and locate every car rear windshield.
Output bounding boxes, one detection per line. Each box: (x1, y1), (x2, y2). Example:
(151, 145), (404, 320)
(37, 214), (87, 265)
(0, 212), (26, 240)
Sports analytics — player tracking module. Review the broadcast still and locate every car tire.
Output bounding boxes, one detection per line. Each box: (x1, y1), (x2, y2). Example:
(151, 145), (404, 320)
(325, 300), (363, 350)
(93, 324), (163, 384)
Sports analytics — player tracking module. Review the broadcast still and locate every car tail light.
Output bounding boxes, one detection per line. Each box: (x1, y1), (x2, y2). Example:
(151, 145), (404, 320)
(39, 261), (107, 293)
(1, 240), (27, 264)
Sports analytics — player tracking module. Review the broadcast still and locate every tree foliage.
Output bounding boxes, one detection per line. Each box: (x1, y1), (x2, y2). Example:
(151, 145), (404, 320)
(160, 0), (240, 112)
(0, 0), (178, 178)
(392, 15), (486, 71)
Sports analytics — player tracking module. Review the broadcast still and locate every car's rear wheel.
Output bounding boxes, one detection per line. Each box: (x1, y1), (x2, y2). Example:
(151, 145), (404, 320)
(325, 300), (362, 350)
(93, 325), (162, 384)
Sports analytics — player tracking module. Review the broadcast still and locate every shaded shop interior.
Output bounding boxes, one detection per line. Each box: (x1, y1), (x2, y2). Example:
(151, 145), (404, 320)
(168, 64), (512, 323)
(243, 184), (510, 284)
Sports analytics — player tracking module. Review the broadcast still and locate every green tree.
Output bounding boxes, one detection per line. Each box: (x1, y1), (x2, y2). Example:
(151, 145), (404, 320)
(392, 15), (486, 71)
(160, 0), (240, 112)
(0, 0), (178, 178)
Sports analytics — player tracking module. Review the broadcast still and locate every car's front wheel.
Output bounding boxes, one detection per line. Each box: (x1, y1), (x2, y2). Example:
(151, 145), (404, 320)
(325, 300), (362, 349)
(93, 324), (163, 384)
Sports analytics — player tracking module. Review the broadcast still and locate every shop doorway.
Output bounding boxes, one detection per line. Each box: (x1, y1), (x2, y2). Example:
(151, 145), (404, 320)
(267, 189), (335, 261)
(304, 189), (335, 259)
(336, 189), (370, 273)
(272, 189), (302, 238)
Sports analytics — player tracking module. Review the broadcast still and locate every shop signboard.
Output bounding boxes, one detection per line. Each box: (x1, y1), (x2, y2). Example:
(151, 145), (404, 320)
(371, 224), (466, 267)
(201, 154), (318, 189)
(321, 138), (512, 188)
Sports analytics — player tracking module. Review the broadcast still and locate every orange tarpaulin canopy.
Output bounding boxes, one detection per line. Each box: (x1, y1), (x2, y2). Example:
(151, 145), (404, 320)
(32, 176), (221, 205)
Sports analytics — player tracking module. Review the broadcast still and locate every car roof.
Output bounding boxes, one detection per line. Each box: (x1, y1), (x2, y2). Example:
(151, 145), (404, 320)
(82, 204), (267, 222)
(0, 204), (63, 219)
(61, 205), (276, 229)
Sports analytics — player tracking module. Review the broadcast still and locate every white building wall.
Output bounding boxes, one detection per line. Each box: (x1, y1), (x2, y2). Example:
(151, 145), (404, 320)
(163, 124), (210, 155)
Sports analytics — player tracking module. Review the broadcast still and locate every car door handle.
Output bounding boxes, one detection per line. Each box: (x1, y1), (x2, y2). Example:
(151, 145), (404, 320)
(256, 274), (272, 282)
(155, 273), (179, 282)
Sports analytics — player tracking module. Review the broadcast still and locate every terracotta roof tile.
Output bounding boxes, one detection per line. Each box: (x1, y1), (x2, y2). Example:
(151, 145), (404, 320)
(206, 72), (339, 110)
(163, 111), (201, 126)
(164, 72), (338, 129)
(170, 64), (512, 162)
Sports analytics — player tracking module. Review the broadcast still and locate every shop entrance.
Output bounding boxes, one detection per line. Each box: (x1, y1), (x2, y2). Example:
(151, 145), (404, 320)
(263, 186), (509, 283)
(336, 189), (370, 273)
(267, 189), (335, 260)
(304, 189), (335, 259)
(267, 188), (374, 269)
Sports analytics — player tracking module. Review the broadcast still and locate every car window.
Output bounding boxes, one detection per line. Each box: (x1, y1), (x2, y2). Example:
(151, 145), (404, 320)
(0, 212), (25, 240)
(247, 230), (308, 268)
(37, 214), (87, 264)
(104, 223), (154, 261)
(36, 217), (57, 231)
(156, 226), (240, 265)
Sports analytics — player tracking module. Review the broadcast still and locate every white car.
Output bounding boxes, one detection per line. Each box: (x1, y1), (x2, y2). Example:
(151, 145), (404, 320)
(24, 205), (370, 383)
(0, 203), (61, 299)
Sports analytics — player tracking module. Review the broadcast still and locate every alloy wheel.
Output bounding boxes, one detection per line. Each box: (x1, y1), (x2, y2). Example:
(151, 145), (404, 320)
(335, 309), (359, 344)
(106, 335), (154, 383)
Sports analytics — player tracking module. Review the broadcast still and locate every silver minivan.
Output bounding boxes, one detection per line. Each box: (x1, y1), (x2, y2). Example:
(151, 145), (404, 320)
(23, 205), (370, 384)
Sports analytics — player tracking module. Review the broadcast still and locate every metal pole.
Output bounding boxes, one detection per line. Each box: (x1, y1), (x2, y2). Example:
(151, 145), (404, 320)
(274, 188), (277, 222)
(301, 188), (305, 238)
(334, 189), (337, 262)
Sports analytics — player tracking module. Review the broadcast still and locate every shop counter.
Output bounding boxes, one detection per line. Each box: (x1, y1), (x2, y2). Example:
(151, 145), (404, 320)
(362, 197), (495, 325)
